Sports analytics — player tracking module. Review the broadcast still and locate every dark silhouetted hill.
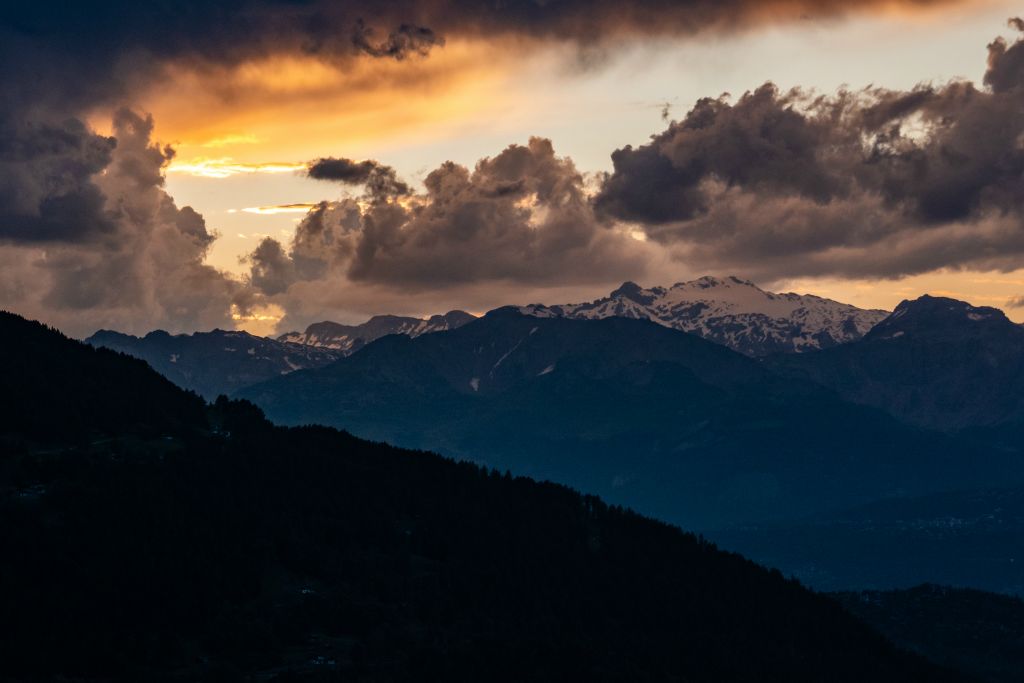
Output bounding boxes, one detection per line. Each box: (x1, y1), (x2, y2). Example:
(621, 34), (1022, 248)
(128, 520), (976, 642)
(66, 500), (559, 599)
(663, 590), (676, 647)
(0, 310), (962, 682)
(0, 310), (206, 446)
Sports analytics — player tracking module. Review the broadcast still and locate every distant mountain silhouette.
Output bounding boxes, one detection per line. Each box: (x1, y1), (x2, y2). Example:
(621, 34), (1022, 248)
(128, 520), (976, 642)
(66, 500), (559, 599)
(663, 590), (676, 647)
(237, 308), (1017, 529)
(86, 327), (342, 399)
(0, 309), (962, 681)
(84, 311), (478, 400)
(769, 295), (1024, 432)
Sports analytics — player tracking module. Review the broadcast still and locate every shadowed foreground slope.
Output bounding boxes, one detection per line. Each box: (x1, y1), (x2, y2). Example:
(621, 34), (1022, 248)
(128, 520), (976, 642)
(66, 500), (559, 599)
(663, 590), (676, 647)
(0, 311), (961, 682)
(835, 585), (1024, 683)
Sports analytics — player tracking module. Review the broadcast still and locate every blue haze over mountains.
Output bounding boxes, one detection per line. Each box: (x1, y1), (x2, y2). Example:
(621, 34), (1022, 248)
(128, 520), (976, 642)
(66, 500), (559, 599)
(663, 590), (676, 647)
(86, 310), (476, 399)
(88, 277), (1024, 595)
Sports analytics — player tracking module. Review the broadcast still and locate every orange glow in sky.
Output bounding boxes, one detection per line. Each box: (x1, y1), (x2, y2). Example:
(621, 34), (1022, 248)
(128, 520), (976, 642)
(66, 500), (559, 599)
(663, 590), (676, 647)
(82, 1), (1024, 332)
(134, 40), (519, 167)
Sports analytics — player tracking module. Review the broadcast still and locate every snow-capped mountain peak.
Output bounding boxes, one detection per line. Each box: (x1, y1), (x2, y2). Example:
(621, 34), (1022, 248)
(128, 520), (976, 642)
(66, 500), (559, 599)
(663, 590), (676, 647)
(278, 310), (477, 353)
(521, 276), (888, 356)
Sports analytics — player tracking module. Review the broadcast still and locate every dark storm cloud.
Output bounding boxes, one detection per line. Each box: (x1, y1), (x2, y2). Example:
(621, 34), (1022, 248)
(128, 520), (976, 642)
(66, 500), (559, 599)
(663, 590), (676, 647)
(0, 0), (971, 121)
(595, 19), (1024, 281)
(307, 158), (411, 201)
(0, 119), (117, 243)
(0, 3), (458, 180)
(248, 138), (649, 294)
(595, 83), (842, 224)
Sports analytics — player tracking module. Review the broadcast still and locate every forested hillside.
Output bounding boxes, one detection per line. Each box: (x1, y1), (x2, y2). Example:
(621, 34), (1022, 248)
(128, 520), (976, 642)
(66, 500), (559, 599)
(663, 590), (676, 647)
(0, 311), (961, 682)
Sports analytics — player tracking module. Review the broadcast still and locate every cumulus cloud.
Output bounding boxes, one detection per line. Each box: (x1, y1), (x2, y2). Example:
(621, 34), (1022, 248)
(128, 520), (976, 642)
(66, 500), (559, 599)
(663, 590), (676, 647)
(247, 236), (298, 298)
(0, 1), (1010, 333)
(0, 109), (242, 336)
(595, 19), (1024, 281)
(247, 138), (650, 299)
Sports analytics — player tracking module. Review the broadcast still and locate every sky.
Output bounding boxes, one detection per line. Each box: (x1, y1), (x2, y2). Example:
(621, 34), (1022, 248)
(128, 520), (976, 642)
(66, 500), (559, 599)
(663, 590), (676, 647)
(2, 0), (1024, 336)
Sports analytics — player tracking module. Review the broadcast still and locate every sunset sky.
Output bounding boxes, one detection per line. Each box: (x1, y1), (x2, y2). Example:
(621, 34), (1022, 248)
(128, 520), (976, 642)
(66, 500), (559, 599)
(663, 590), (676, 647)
(3, 0), (1024, 336)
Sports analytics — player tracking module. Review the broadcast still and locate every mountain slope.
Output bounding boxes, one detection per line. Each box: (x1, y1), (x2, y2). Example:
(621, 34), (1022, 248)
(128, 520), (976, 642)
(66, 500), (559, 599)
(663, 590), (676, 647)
(278, 309), (476, 352)
(86, 328), (342, 399)
(835, 585), (1024, 683)
(715, 485), (1024, 595)
(769, 295), (1024, 432)
(238, 309), (1013, 529)
(0, 311), (206, 445)
(522, 276), (887, 356)
(0, 309), (961, 682)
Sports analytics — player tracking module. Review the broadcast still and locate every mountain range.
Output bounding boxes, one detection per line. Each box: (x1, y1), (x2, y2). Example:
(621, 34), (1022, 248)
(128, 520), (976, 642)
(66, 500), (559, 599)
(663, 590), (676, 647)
(521, 276), (888, 356)
(277, 310), (476, 352)
(1, 309), (962, 682)
(77, 281), (1024, 594)
(769, 295), (1024, 433)
(84, 277), (888, 400)
(236, 305), (1017, 530)
(86, 311), (478, 399)
(85, 328), (343, 399)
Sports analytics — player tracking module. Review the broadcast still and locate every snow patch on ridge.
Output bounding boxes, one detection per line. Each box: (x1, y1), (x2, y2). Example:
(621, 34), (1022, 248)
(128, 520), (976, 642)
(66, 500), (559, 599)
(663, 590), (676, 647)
(520, 276), (888, 356)
(279, 311), (477, 353)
